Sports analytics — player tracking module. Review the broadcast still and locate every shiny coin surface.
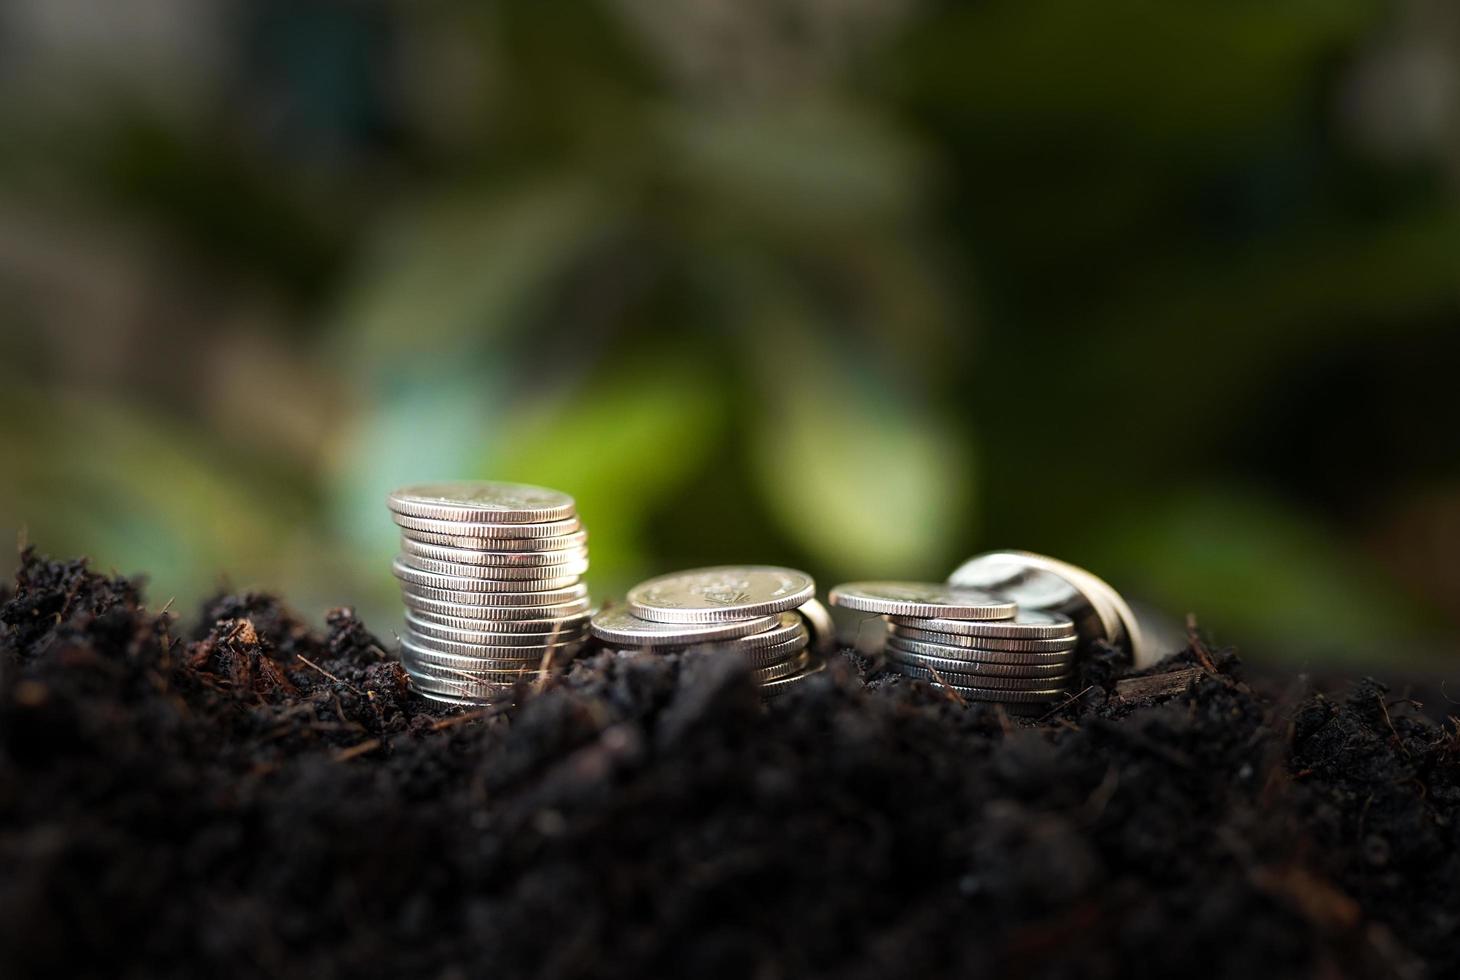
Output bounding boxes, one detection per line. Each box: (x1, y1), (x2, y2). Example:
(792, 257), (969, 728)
(887, 608), (1076, 640)
(884, 647), (1073, 679)
(393, 514), (581, 540)
(388, 481), (576, 524)
(883, 661), (1070, 691)
(795, 597), (837, 657)
(406, 612), (586, 645)
(885, 635), (1077, 667)
(404, 667), (531, 700)
(884, 663), (1067, 701)
(402, 593), (592, 621)
(397, 553), (589, 580)
(720, 612), (805, 651)
(729, 630), (810, 666)
(400, 536), (589, 567)
(628, 566), (815, 624)
(393, 559), (582, 593)
(761, 661), (826, 699)
(401, 528), (588, 551)
(589, 606), (780, 647)
(403, 632), (581, 664)
(750, 651), (811, 683)
(889, 625), (1078, 653)
(400, 582), (588, 606)
(828, 582), (1016, 620)
(409, 685), (493, 707)
(406, 609), (591, 634)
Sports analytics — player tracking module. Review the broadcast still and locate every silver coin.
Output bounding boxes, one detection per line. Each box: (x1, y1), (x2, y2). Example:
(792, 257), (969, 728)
(393, 513), (581, 540)
(885, 635), (1076, 667)
(401, 528), (589, 551)
(406, 608), (592, 634)
(628, 566), (815, 624)
(888, 624), (1077, 653)
(400, 536), (589, 567)
(404, 666), (530, 700)
(408, 684), (494, 707)
(406, 612), (586, 645)
(399, 582), (588, 606)
(727, 629), (809, 666)
(393, 558), (582, 593)
(397, 552), (589, 580)
(887, 608), (1075, 640)
(828, 582), (1017, 620)
(402, 593), (592, 621)
(884, 663), (1067, 701)
(761, 660), (826, 699)
(720, 613), (806, 652)
(589, 606), (780, 647)
(750, 650), (810, 683)
(883, 660), (1070, 691)
(884, 647), (1073, 679)
(402, 632), (580, 664)
(795, 597), (837, 656)
(388, 481), (576, 524)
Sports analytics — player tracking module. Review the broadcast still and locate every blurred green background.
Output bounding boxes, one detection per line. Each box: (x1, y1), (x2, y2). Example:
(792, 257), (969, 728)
(1, 0), (1457, 668)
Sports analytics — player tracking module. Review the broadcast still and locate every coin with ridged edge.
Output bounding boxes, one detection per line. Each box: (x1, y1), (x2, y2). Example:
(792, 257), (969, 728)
(886, 635), (1076, 666)
(397, 553), (588, 580)
(884, 663), (1068, 700)
(399, 536), (589, 567)
(388, 481), (576, 524)
(882, 661), (1070, 691)
(402, 633), (581, 664)
(404, 667), (537, 699)
(728, 631), (809, 666)
(720, 612), (806, 652)
(884, 647), (1072, 679)
(628, 566), (815, 624)
(393, 558), (582, 593)
(887, 608), (1076, 640)
(749, 651), (811, 683)
(405, 612), (586, 645)
(402, 593), (591, 621)
(589, 606), (780, 647)
(405, 609), (591, 634)
(760, 661), (826, 699)
(401, 528), (588, 551)
(400, 581), (588, 606)
(829, 582), (1016, 620)
(393, 514), (581, 540)
(888, 624), (1078, 653)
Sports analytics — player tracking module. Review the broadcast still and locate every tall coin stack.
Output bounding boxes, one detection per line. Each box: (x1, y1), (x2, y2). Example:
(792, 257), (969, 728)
(590, 566), (830, 699)
(387, 481), (592, 705)
(829, 582), (1077, 714)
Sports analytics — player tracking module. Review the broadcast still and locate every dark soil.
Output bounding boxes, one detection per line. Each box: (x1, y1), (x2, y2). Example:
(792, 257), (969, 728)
(1, 548), (1456, 979)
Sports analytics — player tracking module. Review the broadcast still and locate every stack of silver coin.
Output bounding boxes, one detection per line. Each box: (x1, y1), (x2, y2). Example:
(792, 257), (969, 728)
(590, 566), (831, 698)
(387, 481), (592, 705)
(829, 581), (1078, 714)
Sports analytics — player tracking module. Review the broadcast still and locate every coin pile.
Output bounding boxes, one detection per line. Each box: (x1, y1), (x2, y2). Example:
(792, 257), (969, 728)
(829, 581), (1078, 714)
(590, 566), (829, 698)
(387, 481), (592, 705)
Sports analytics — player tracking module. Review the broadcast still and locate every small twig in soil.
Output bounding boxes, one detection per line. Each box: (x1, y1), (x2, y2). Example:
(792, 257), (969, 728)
(1185, 613), (1218, 673)
(333, 739), (382, 762)
(922, 662), (967, 706)
(430, 702), (512, 730)
(1376, 692), (1411, 759)
(1037, 685), (1095, 722)
(1115, 669), (1204, 701)
(295, 655), (365, 696)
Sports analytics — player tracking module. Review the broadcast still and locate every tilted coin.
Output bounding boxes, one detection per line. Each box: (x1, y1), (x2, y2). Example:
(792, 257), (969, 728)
(885, 635), (1077, 667)
(727, 630), (810, 666)
(628, 566), (815, 624)
(400, 536), (589, 567)
(406, 608), (591, 634)
(884, 663), (1067, 701)
(402, 593), (592, 621)
(397, 553), (589, 580)
(795, 597), (837, 656)
(406, 612), (586, 645)
(388, 481), (576, 524)
(589, 606), (780, 647)
(393, 558), (582, 593)
(888, 624), (1078, 653)
(883, 647), (1072, 679)
(760, 661), (826, 699)
(399, 582), (588, 606)
(393, 514), (581, 540)
(828, 582), (1016, 621)
(719, 612), (805, 652)
(887, 608), (1076, 640)
(401, 528), (588, 551)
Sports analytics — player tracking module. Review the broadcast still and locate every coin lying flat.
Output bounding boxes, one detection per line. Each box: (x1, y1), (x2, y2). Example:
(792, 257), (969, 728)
(749, 651), (811, 683)
(393, 514), (582, 540)
(400, 536), (589, 567)
(401, 529), (589, 551)
(394, 560), (582, 593)
(406, 608), (592, 634)
(795, 597), (837, 656)
(884, 660), (1070, 691)
(402, 633), (581, 664)
(884, 663), (1067, 701)
(886, 608), (1076, 640)
(406, 612), (586, 645)
(388, 481), (577, 524)
(402, 593), (592, 621)
(404, 666), (533, 700)
(761, 661), (826, 699)
(397, 553), (589, 580)
(728, 630), (810, 666)
(885, 635), (1076, 667)
(884, 646), (1072, 679)
(888, 625), (1078, 654)
(719, 612), (804, 651)
(828, 582), (1017, 620)
(400, 582), (589, 606)
(589, 606), (780, 647)
(628, 566), (815, 624)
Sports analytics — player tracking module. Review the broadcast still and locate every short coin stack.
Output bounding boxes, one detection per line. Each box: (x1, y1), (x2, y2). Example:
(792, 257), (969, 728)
(388, 481), (592, 705)
(590, 566), (828, 698)
(829, 581), (1077, 714)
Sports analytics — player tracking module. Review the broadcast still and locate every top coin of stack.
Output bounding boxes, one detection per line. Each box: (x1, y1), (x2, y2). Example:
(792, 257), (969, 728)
(590, 566), (830, 698)
(387, 481), (592, 705)
(829, 581), (1078, 714)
